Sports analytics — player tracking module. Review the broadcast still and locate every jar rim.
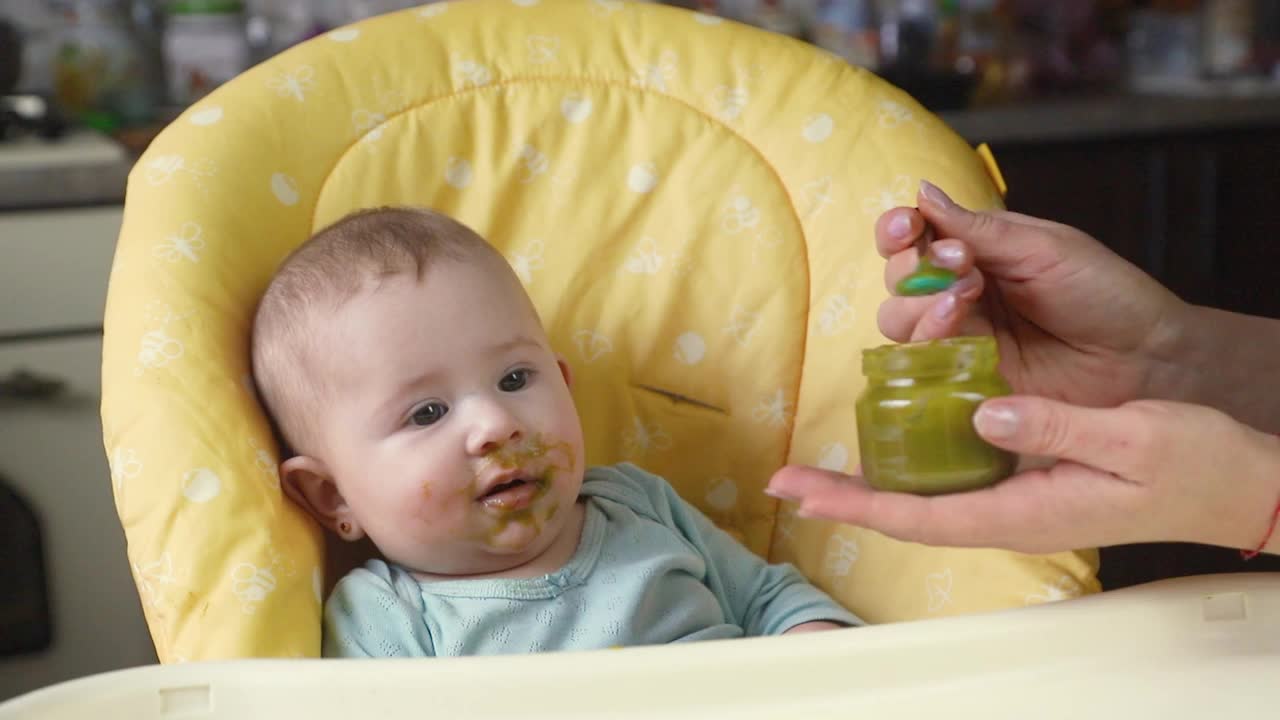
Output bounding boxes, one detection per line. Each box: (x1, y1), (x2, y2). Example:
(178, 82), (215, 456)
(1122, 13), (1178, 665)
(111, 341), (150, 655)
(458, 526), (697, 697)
(861, 336), (1000, 377)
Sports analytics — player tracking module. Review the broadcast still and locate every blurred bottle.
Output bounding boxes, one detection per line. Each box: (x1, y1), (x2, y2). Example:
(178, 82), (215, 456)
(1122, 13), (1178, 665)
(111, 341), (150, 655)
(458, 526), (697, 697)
(162, 0), (251, 106)
(49, 0), (161, 128)
(954, 0), (1012, 105)
(752, 0), (806, 38)
(1126, 2), (1202, 92)
(878, 0), (938, 72)
(247, 0), (325, 59)
(5, 1), (58, 94)
(813, 0), (880, 69)
(339, 0), (426, 22)
(954, 0), (998, 74)
(1201, 0), (1254, 77)
(1010, 0), (1122, 95)
(1258, 0), (1280, 79)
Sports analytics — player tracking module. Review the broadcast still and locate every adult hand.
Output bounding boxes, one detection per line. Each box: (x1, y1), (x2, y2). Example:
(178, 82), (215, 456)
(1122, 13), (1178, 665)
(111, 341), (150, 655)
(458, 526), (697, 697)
(878, 181), (1188, 409)
(768, 397), (1280, 556)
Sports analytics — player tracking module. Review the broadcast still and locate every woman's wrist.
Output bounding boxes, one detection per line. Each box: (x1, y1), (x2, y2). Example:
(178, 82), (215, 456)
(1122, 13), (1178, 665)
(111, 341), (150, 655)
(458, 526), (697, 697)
(1146, 303), (1280, 433)
(1141, 298), (1201, 410)
(1233, 432), (1280, 557)
(1254, 434), (1280, 557)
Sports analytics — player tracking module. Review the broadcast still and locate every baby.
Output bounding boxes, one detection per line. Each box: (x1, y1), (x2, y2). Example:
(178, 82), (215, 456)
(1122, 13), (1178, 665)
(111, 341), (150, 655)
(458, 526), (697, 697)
(251, 206), (861, 658)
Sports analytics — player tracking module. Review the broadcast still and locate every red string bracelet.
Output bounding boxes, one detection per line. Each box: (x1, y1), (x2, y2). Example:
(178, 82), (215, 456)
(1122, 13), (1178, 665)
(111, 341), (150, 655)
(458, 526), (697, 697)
(1240, 434), (1280, 561)
(1241, 497), (1280, 561)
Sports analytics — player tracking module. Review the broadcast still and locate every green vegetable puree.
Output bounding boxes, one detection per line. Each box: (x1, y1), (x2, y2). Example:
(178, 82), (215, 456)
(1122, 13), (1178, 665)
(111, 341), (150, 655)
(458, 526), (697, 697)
(856, 337), (1015, 495)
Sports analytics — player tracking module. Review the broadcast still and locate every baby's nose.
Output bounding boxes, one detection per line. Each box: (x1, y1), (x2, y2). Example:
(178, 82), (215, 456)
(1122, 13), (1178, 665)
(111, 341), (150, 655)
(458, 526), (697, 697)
(467, 404), (524, 456)
(475, 427), (522, 456)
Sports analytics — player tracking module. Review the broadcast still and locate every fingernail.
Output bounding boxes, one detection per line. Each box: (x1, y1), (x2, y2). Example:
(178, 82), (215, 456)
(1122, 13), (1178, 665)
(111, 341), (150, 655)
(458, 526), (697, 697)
(764, 482), (797, 499)
(932, 292), (957, 321)
(931, 243), (964, 268)
(974, 403), (1020, 440)
(949, 272), (981, 296)
(919, 180), (957, 212)
(887, 212), (913, 240)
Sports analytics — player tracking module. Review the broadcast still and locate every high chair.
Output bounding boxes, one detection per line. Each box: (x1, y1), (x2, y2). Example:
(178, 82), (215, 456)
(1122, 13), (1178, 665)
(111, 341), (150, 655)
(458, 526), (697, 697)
(3, 1), (1277, 717)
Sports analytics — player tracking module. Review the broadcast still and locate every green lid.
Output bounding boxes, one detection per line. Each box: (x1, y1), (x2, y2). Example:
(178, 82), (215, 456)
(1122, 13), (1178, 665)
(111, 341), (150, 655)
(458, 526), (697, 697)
(168, 0), (245, 14)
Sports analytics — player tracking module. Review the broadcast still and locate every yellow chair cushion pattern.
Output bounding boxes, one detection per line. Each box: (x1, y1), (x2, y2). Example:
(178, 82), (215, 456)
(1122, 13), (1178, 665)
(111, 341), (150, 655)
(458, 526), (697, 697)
(101, 0), (1100, 662)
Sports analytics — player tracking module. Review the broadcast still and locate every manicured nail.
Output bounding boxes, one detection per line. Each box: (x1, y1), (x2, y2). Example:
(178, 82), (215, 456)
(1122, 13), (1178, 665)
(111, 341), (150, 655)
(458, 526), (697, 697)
(948, 271), (981, 296)
(919, 180), (957, 211)
(931, 243), (964, 268)
(974, 403), (1020, 440)
(932, 292), (957, 321)
(887, 212), (913, 240)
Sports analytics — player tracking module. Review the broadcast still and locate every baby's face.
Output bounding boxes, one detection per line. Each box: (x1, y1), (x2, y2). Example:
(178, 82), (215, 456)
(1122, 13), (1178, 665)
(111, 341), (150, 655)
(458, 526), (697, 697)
(312, 259), (585, 576)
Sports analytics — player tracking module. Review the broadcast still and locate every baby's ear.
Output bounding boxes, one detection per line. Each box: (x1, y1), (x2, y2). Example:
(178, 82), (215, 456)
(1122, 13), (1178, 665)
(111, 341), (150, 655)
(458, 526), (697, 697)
(556, 355), (574, 389)
(280, 456), (364, 541)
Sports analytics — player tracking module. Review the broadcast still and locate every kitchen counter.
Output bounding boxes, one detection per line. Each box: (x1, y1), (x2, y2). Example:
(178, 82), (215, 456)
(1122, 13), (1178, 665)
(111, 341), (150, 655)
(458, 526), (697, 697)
(4, 89), (1279, 210)
(941, 87), (1280, 146)
(0, 130), (132, 211)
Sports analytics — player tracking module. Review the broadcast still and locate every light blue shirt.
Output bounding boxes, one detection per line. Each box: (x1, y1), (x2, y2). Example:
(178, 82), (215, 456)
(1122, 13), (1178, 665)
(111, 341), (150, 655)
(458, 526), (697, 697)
(323, 463), (861, 657)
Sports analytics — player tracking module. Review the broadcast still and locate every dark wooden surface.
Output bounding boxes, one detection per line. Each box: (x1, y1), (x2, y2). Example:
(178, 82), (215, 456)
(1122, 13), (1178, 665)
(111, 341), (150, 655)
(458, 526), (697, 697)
(991, 127), (1280, 318)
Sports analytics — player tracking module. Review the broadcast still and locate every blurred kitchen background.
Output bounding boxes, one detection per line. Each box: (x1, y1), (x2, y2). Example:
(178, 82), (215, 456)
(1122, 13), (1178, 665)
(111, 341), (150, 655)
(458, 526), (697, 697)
(1, 0), (1279, 703)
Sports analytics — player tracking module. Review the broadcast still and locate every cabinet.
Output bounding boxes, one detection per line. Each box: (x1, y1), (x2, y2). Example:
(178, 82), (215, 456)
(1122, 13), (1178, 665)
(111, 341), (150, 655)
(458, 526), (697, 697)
(0, 208), (123, 337)
(0, 207), (155, 702)
(990, 127), (1280, 319)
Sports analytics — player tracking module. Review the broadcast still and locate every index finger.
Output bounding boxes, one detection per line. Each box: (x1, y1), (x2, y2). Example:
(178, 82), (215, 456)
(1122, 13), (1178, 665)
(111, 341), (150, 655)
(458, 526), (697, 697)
(767, 465), (1061, 552)
(875, 207), (926, 259)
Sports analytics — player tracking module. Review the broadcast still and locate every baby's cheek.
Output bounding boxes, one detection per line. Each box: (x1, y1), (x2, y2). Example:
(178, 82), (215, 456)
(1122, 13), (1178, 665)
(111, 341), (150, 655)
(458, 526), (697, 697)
(410, 485), (469, 527)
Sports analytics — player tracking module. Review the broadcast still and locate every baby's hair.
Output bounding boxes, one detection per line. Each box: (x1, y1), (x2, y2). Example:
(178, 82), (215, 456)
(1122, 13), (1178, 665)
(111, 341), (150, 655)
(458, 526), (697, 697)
(251, 206), (506, 455)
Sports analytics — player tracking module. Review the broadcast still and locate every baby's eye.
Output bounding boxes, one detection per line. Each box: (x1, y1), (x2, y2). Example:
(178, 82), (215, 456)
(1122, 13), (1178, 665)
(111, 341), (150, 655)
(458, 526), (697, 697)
(499, 368), (533, 392)
(410, 402), (448, 427)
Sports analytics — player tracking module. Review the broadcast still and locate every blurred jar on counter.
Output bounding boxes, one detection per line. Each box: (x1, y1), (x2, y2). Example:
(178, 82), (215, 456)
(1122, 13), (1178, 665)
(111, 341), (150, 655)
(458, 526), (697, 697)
(813, 0), (880, 69)
(245, 0), (324, 59)
(337, 0), (429, 22)
(1006, 0), (1124, 94)
(1126, 3), (1202, 90)
(49, 0), (162, 128)
(1259, 0), (1280, 78)
(1201, 0), (1254, 77)
(241, 0), (429, 59)
(163, 0), (251, 105)
(878, 0), (938, 71)
(949, 0), (1015, 104)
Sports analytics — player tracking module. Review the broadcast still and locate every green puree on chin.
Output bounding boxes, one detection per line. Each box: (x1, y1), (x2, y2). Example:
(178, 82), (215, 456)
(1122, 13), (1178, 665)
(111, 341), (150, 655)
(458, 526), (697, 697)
(855, 336), (1016, 495)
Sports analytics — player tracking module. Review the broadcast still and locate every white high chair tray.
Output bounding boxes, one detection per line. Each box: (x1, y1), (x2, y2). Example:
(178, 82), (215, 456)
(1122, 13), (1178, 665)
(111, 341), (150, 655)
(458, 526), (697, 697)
(3, 573), (1277, 719)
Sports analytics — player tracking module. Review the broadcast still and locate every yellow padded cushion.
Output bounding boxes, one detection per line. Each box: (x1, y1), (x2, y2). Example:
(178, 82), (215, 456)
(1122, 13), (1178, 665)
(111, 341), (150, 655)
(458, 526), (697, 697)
(102, 0), (1099, 662)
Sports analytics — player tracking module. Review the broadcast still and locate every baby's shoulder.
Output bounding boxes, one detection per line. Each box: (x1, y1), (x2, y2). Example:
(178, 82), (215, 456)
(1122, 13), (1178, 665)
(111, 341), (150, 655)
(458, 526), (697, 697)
(327, 558), (425, 615)
(582, 463), (682, 520)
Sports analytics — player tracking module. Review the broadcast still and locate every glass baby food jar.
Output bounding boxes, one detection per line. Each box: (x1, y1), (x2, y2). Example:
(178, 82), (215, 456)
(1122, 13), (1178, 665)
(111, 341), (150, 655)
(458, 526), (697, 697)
(856, 336), (1015, 495)
(163, 0), (251, 105)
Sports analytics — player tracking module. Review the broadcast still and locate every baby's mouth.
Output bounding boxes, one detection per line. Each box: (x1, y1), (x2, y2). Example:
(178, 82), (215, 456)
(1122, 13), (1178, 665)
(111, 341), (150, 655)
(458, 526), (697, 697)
(480, 477), (529, 500)
(476, 473), (548, 511)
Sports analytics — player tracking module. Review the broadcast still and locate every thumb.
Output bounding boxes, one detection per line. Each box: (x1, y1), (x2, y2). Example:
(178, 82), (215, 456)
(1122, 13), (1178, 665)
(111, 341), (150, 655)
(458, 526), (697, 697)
(917, 180), (1048, 277)
(973, 396), (1144, 477)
